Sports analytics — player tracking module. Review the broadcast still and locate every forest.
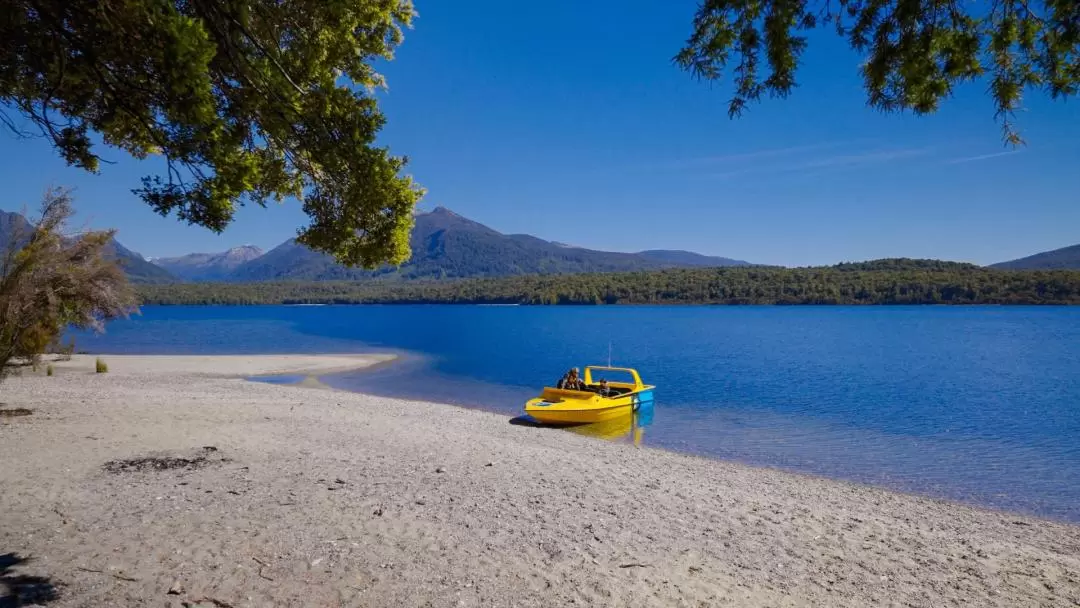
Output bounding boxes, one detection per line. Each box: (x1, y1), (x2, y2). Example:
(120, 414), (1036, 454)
(136, 261), (1080, 306)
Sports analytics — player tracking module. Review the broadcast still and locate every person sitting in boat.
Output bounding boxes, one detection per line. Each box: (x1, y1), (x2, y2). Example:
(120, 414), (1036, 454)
(559, 368), (584, 390)
(597, 378), (613, 397)
(568, 368), (585, 390)
(556, 370), (570, 389)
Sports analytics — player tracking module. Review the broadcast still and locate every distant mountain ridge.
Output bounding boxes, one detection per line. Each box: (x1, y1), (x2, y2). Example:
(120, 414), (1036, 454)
(154, 245), (264, 281)
(635, 249), (750, 267)
(17, 203), (1075, 285)
(0, 209), (32, 249)
(225, 206), (753, 282)
(1, 208), (174, 284)
(106, 241), (176, 284)
(991, 244), (1080, 270)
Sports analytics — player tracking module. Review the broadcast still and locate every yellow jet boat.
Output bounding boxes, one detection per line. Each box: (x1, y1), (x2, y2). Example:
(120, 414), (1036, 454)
(524, 366), (655, 425)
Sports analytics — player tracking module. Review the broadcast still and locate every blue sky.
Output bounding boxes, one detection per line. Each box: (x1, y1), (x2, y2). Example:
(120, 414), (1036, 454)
(1, 0), (1077, 266)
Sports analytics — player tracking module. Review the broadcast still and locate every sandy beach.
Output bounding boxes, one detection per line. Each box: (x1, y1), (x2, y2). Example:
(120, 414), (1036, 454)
(1, 355), (1078, 607)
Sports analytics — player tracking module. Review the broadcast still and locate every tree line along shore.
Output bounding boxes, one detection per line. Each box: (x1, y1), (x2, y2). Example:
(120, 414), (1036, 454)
(135, 261), (1080, 306)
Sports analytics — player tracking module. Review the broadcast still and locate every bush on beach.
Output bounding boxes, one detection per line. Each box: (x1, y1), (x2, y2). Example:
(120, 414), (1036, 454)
(0, 188), (136, 381)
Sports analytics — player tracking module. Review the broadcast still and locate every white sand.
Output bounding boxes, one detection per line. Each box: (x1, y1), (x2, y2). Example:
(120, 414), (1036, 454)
(1, 354), (1078, 607)
(50, 353), (398, 377)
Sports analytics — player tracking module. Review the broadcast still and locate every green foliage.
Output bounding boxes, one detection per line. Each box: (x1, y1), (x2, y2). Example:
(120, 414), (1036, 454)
(137, 260), (1080, 306)
(0, 0), (424, 268)
(95, 357), (108, 374)
(676, 1), (1080, 144)
(831, 258), (980, 272)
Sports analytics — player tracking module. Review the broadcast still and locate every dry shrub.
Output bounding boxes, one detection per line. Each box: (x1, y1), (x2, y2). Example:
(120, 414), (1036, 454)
(0, 188), (136, 380)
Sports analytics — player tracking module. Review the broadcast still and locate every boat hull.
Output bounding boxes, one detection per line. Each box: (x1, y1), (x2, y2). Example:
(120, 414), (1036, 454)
(525, 389), (654, 425)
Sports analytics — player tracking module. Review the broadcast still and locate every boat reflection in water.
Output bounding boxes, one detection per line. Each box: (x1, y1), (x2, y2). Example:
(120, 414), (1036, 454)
(559, 401), (655, 447)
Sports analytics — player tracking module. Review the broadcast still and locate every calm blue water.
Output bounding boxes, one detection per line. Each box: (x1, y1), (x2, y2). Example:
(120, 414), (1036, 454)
(73, 305), (1080, 522)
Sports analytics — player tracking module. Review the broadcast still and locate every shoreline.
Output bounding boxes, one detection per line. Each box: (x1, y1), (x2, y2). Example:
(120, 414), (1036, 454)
(51, 353), (399, 378)
(133, 301), (1080, 307)
(80, 350), (1080, 525)
(2, 354), (1078, 606)
(273, 370), (1080, 528)
(287, 354), (1080, 526)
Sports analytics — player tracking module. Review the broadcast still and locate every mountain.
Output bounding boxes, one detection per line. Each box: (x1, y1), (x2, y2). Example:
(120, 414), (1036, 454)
(227, 239), (345, 281)
(105, 241), (176, 284)
(990, 244), (1080, 270)
(154, 245), (264, 281)
(0, 208), (175, 284)
(635, 249), (750, 267)
(1, 209), (32, 259)
(228, 207), (752, 281)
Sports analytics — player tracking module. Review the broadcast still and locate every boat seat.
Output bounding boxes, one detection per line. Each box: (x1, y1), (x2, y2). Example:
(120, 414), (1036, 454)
(585, 386), (631, 396)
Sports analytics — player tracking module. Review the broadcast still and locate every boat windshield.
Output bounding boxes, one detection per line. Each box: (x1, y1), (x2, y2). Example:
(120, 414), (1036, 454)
(585, 368), (639, 388)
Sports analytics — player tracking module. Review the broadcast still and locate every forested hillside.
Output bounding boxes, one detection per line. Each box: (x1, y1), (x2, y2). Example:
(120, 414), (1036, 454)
(138, 261), (1080, 306)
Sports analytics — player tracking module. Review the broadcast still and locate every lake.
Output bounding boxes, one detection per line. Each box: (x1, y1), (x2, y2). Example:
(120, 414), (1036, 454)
(73, 305), (1080, 522)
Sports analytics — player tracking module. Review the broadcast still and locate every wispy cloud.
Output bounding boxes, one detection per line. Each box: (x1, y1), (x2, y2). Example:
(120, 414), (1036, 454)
(945, 150), (1023, 164)
(793, 148), (929, 170)
(710, 147), (931, 179)
(666, 142), (851, 168)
